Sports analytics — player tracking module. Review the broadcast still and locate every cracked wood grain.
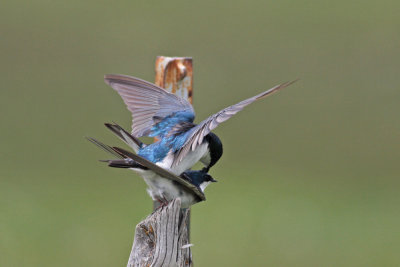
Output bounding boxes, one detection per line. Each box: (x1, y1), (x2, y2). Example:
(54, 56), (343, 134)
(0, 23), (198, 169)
(127, 199), (192, 267)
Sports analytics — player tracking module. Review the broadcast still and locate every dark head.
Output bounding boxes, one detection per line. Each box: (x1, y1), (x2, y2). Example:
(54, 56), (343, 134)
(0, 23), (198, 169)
(181, 170), (217, 192)
(203, 132), (223, 171)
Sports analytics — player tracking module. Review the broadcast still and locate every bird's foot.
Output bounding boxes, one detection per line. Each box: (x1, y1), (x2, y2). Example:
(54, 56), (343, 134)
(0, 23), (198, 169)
(154, 196), (170, 210)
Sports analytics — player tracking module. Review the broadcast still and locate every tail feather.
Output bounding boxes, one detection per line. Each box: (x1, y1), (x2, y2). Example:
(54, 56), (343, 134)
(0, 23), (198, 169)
(87, 137), (147, 170)
(86, 137), (124, 159)
(102, 158), (148, 169)
(104, 123), (143, 152)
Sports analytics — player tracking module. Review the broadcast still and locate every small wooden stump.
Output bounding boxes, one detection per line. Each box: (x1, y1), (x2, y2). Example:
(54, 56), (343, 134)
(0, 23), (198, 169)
(127, 199), (192, 267)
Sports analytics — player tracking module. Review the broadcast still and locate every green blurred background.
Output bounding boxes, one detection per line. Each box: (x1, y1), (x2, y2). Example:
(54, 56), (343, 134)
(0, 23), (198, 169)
(1, 0), (399, 266)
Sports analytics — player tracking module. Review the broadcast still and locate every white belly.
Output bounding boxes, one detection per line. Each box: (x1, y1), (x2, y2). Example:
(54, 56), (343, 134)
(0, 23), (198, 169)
(157, 142), (209, 175)
(131, 168), (197, 208)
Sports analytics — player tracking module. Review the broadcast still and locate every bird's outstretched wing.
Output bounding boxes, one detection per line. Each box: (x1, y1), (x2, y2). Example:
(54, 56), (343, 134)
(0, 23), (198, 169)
(173, 80), (298, 166)
(105, 74), (195, 137)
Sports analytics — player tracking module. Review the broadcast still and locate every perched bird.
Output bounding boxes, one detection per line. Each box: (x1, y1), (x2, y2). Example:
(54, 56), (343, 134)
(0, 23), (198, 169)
(105, 74), (295, 175)
(87, 124), (217, 208)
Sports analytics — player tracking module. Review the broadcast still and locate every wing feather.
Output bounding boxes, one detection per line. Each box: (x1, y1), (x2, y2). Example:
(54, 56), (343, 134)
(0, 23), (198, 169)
(173, 80), (297, 165)
(105, 74), (195, 137)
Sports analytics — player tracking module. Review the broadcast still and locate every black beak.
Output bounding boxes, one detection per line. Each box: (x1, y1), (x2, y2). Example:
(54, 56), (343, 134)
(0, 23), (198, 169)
(210, 178), (218, 183)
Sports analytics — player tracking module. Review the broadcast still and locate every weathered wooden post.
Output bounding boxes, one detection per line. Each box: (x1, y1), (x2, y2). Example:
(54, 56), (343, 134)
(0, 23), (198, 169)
(127, 57), (194, 267)
(154, 56), (193, 104)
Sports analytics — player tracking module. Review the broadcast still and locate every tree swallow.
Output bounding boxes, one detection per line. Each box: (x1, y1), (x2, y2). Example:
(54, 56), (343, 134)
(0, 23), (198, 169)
(105, 74), (295, 175)
(87, 124), (217, 208)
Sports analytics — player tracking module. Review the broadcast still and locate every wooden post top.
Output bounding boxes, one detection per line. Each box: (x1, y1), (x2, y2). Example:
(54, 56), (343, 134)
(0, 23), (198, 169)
(155, 56), (193, 104)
